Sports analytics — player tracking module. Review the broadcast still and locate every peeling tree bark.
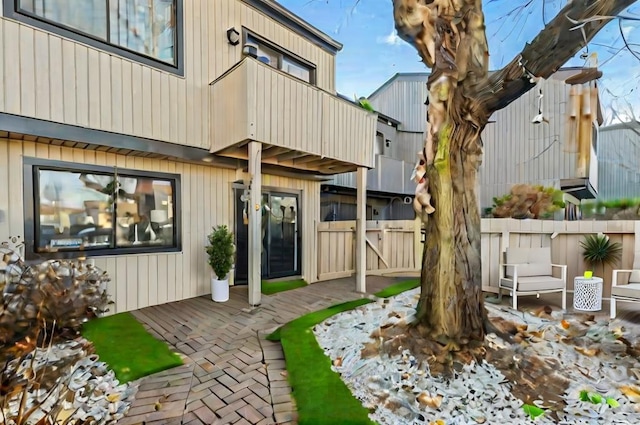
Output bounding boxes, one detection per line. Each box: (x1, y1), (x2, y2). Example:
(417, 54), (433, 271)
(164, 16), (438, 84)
(394, 0), (637, 352)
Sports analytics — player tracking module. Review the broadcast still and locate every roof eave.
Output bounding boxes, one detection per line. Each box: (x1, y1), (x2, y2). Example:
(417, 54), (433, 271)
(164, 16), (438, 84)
(241, 0), (343, 54)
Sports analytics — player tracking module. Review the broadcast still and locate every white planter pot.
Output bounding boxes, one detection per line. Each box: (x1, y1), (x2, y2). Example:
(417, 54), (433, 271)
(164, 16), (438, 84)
(211, 276), (229, 302)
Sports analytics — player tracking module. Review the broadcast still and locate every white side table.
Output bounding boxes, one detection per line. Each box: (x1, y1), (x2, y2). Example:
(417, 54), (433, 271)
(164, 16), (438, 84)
(573, 276), (603, 311)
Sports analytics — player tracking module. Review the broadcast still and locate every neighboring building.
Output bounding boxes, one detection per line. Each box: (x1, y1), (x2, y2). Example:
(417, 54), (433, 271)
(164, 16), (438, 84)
(597, 121), (640, 201)
(322, 75), (428, 221)
(482, 68), (601, 212)
(0, 0), (376, 311)
(363, 70), (602, 216)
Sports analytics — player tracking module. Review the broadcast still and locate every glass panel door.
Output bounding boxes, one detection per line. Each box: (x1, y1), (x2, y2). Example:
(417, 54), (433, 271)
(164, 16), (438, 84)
(266, 193), (299, 277)
(234, 189), (300, 283)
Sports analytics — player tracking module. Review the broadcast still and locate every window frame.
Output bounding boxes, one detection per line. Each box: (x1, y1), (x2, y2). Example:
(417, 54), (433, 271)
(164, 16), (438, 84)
(23, 158), (182, 260)
(4, 0), (184, 76)
(243, 28), (317, 85)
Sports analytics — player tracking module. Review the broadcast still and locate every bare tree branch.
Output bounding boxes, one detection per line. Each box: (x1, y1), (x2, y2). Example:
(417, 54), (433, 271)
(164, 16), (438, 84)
(481, 0), (638, 113)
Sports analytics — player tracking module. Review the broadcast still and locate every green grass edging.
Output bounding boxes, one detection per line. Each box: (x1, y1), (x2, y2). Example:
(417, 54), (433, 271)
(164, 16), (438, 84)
(261, 279), (308, 295)
(267, 279), (419, 424)
(82, 312), (183, 383)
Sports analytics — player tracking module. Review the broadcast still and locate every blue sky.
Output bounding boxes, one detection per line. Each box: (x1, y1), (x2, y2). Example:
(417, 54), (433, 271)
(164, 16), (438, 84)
(277, 0), (640, 121)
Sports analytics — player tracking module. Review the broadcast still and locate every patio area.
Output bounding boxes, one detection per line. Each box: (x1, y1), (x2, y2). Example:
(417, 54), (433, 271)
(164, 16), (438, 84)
(118, 276), (640, 425)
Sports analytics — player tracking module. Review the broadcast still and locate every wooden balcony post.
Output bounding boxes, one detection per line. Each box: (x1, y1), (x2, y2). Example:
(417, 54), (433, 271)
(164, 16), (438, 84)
(248, 141), (262, 306)
(356, 166), (367, 292)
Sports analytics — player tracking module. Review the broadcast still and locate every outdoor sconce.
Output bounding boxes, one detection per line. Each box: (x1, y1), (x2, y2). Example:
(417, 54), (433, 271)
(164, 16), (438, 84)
(385, 139), (391, 148)
(226, 27), (240, 45)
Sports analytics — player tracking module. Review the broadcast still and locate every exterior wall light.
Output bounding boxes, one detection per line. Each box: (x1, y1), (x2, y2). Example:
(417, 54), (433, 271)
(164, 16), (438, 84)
(226, 27), (240, 46)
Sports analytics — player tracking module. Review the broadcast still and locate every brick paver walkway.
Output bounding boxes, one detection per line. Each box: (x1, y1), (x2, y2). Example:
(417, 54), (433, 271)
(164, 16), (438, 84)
(117, 276), (404, 425)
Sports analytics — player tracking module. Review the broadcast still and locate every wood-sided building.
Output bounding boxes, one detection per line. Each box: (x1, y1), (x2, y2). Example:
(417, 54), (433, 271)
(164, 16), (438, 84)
(0, 0), (376, 312)
(367, 69), (602, 215)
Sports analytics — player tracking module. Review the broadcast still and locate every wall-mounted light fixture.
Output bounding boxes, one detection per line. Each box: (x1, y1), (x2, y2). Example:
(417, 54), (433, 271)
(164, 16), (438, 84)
(385, 139), (391, 148)
(226, 27), (240, 46)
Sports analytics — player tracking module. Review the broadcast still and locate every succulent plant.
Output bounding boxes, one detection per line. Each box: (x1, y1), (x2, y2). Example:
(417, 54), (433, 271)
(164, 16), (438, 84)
(580, 234), (622, 277)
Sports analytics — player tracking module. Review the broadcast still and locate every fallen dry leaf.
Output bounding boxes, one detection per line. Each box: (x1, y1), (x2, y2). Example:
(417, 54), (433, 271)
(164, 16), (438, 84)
(574, 346), (599, 357)
(561, 319), (570, 329)
(361, 341), (381, 358)
(417, 392), (443, 409)
(106, 393), (120, 403)
(429, 419), (446, 425)
(532, 305), (553, 317)
(620, 385), (640, 403)
(528, 330), (545, 339)
(333, 357), (343, 367)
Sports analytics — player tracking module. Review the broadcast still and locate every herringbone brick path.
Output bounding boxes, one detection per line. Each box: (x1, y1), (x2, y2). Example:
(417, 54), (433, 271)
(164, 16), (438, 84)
(117, 276), (403, 425)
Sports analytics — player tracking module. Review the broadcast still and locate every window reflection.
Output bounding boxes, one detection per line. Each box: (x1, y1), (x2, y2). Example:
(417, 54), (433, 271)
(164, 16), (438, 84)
(115, 177), (174, 247)
(38, 170), (113, 251)
(36, 168), (176, 254)
(18, 0), (177, 65)
(20, 0), (108, 39)
(246, 34), (314, 84)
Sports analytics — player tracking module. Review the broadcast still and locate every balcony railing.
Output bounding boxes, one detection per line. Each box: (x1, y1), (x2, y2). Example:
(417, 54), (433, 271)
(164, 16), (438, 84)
(209, 58), (376, 174)
(329, 154), (415, 195)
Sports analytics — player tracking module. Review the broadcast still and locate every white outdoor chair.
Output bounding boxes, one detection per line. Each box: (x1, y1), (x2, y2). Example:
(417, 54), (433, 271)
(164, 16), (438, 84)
(610, 251), (640, 319)
(499, 247), (567, 310)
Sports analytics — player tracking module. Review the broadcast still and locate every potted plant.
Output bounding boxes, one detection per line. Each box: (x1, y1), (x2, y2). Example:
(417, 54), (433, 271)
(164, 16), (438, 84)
(580, 233), (622, 278)
(206, 225), (234, 302)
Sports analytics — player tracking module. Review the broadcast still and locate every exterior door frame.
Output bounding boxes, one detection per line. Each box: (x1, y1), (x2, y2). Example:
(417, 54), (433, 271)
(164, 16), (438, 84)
(233, 183), (302, 283)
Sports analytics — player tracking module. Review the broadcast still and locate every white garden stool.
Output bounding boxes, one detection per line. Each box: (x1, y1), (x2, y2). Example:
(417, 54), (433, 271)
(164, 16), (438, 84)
(573, 276), (603, 311)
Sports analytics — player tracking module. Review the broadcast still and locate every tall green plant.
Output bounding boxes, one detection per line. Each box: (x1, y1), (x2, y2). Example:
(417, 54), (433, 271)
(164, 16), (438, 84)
(206, 225), (234, 280)
(580, 234), (622, 277)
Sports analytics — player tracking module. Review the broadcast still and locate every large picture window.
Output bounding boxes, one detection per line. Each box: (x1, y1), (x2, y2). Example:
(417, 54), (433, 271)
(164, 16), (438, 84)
(7, 0), (182, 73)
(24, 159), (180, 258)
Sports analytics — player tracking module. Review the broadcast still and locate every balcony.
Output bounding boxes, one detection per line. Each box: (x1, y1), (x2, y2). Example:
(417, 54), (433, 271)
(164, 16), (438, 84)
(209, 58), (376, 174)
(329, 154), (415, 195)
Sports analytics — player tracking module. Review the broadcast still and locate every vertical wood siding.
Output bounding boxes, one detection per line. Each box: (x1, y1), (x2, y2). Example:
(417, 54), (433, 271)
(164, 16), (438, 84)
(328, 154), (414, 195)
(369, 75), (429, 133)
(597, 122), (640, 200)
(0, 0), (336, 150)
(367, 73), (597, 210)
(211, 59), (376, 167)
(481, 218), (639, 298)
(0, 138), (321, 312)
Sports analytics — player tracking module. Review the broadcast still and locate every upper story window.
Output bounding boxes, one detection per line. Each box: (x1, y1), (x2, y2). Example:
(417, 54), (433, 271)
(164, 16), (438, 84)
(23, 158), (181, 259)
(6, 0), (183, 74)
(246, 33), (315, 84)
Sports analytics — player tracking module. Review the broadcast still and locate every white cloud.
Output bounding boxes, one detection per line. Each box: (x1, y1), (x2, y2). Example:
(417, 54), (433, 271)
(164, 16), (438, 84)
(621, 23), (635, 39)
(377, 29), (403, 46)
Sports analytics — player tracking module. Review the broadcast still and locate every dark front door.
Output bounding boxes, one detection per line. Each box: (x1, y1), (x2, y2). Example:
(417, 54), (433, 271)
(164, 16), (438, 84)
(234, 189), (301, 284)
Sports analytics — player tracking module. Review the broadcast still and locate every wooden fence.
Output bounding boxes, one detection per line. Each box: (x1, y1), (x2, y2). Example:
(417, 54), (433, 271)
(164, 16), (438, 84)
(316, 218), (640, 299)
(316, 219), (422, 281)
(481, 219), (640, 297)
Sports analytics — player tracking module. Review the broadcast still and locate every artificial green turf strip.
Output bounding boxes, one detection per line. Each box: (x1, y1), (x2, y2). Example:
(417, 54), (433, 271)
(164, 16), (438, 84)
(261, 278), (308, 295)
(82, 312), (183, 383)
(267, 279), (419, 424)
(267, 279), (419, 341)
(373, 278), (420, 298)
(280, 325), (376, 425)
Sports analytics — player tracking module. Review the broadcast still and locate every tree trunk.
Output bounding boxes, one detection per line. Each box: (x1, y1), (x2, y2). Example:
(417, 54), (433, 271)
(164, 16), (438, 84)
(416, 113), (486, 349)
(393, 0), (636, 352)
